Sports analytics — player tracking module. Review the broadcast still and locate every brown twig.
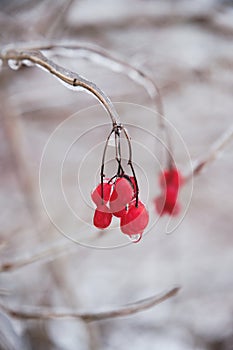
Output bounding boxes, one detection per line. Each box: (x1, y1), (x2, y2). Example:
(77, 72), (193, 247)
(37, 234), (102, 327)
(0, 287), (180, 322)
(0, 96), (41, 222)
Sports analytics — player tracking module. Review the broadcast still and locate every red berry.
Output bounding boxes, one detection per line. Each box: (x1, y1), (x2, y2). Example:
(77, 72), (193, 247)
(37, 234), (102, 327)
(120, 200), (149, 236)
(154, 187), (180, 216)
(159, 168), (184, 190)
(109, 177), (134, 213)
(155, 167), (183, 216)
(91, 182), (112, 206)
(93, 205), (112, 229)
(165, 186), (178, 204)
(113, 206), (127, 218)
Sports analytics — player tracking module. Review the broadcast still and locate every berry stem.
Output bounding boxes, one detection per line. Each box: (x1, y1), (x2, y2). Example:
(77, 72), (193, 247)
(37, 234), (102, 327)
(101, 128), (115, 200)
(121, 126), (139, 206)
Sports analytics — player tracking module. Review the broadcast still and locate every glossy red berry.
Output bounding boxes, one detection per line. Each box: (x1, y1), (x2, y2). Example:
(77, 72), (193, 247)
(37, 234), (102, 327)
(120, 200), (149, 236)
(91, 182), (112, 206)
(93, 205), (112, 229)
(109, 177), (134, 213)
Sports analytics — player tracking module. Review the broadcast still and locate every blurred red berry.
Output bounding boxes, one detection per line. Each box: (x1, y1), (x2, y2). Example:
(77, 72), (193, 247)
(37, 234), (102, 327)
(155, 167), (183, 216)
(154, 192), (180, 216)
(159, 167), (184, 189)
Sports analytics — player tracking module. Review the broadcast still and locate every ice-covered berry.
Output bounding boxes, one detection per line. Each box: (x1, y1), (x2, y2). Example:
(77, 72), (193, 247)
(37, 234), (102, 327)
(120, 200), (149, 236)
(109, 177), (134, 213)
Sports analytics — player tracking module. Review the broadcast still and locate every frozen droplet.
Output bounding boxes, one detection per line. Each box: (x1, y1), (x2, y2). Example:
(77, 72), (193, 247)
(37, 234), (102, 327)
(128, 233), (142, 243)
(22, 59), (35, 67)
(0, 59), (2, 71)
(8, 59), (22, 70)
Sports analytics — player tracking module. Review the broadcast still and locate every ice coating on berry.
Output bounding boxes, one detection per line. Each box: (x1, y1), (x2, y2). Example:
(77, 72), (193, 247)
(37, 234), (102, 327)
(93, 205), (112, 229)
(128, 233), (142, 243)
(115, 177), (134, 202)
(109, 177), (134, 213)
(91, 182), (112, 206)
(120, 200), (149, 236)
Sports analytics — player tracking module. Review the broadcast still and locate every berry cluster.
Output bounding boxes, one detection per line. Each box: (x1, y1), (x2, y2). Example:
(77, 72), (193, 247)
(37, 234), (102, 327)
(154, 167), (184, 216)
(92, 175), (149, 241)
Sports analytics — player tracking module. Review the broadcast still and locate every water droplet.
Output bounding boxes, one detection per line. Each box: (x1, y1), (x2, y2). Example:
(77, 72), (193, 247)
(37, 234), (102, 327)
(8, 59), (21, 70)
(128, 233), (142, 243)
(22, 59), (35, 67)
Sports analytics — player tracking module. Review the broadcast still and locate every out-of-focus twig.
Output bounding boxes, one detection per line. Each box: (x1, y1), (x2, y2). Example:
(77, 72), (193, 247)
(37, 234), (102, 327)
(0, 96), (41, 222)
(0, 241), (72, 273)
(0, 226), (106, 273)
(0, 289), (10, 296)
(0, 311), (28, 350)
(39, 0), (75, 39)
(185, 125), (233, 181)
(0, 287), (180, 322)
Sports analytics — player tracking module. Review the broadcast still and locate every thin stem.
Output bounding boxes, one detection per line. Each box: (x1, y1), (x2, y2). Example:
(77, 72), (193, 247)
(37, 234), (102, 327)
(101, 128), (115, 189)
(122, 127), (139, 206)
(114, 130), (119, 161)
(122, 127), (132, 163)
(0, 287), (180, 322)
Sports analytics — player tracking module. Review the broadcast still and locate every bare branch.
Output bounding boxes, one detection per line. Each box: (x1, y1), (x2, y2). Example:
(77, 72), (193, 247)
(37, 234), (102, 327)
(0, 42), (173, 166)
(0, 228), (106, 273)
(25, 42), (173, 164)
(0, 47), (120, 126)
(0, 287), (180, 322)
(27, 43), (164, 114)
(0, 241), (72, 273)
(41, 42), (173, 166)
